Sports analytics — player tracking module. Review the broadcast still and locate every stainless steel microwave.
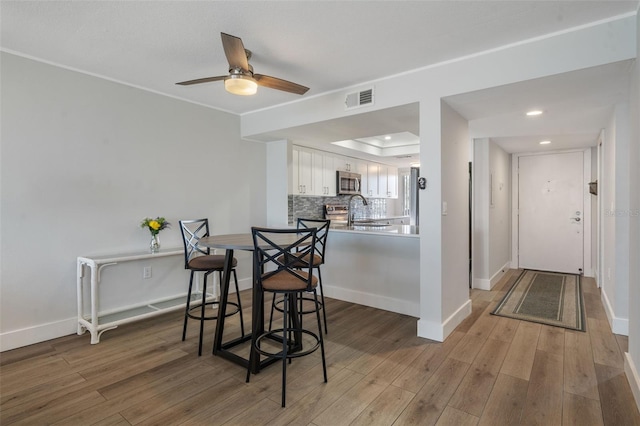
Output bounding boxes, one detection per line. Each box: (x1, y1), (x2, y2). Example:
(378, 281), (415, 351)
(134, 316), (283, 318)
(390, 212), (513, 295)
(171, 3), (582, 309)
(336, 171), (361, 195)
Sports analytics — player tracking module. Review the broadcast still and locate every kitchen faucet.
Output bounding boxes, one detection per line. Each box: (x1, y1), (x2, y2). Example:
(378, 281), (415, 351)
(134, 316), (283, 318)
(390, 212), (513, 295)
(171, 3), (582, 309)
(347, 194), (368, 227)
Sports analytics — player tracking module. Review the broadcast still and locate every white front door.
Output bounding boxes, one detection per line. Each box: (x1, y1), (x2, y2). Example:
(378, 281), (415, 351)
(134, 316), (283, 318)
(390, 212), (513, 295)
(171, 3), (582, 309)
(518, 151), (584, 274)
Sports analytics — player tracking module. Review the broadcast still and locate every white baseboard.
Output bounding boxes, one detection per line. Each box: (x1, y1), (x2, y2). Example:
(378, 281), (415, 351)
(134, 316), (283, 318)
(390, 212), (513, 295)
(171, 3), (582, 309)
(611, 316), (629, 336)
(417, 318), (445, 342)
(1, 277), (254, 353)
(323, 285), (419, 317)
(601, 289), (629, 336)
(491, 262), (511, 288)
(235, 276), (252, 293)
(473, 261), (511, 290)
(0, 317), (77, 352)
(442, 299), (473, 338)
(473, 278), (490, 290)
(625, 352), (640, 412)
(417, 299), (472, 343)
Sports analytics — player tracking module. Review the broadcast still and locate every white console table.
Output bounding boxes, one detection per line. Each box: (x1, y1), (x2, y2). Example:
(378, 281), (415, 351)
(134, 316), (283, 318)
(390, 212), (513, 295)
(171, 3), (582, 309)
(77, 248), (187, 344)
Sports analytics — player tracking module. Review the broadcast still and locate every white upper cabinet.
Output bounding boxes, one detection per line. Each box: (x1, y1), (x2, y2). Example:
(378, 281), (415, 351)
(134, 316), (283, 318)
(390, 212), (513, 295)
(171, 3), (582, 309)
(378, 165), (388, 197)
(355, 160), (369, 196)
(291, 145), (397, 198)
(292, 146), (314, 195)
(335, 155), (357, 173)
(365, 162), (380, 197)
(321, 154), (337, 196)
(291, 147), (299, 194)
(312, 150), (336, 196)
(382, 165), (398, 198)
(388, 165), (398, 198)
(363, 163), (398, 198)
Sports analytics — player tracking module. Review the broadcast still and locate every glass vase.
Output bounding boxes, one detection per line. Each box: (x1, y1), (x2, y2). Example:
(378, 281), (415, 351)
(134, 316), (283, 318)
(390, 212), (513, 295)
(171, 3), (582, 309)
(150, 234), (160, 253)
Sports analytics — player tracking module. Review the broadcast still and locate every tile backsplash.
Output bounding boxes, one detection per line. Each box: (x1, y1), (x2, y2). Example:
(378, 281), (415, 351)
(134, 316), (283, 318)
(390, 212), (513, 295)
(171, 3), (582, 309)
(289, 195), (387, 224)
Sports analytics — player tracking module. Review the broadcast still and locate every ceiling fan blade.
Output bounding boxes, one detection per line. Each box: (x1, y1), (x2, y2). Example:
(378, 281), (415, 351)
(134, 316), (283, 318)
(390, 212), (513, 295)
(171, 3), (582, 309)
(253, 74), (309, 95)
(176, 76), (227, 85)
(221, 32), (249, 71)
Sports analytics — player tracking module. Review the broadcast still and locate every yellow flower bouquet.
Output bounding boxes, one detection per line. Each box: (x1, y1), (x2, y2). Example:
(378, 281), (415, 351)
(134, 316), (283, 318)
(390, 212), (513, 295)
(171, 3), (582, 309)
(141, 217), (170, 235)
(141, 217), (170, 253)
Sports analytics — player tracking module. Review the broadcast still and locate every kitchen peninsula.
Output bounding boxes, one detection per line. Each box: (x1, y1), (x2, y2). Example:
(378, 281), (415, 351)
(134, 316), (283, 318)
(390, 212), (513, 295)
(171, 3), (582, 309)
(321, 222), (419, 318)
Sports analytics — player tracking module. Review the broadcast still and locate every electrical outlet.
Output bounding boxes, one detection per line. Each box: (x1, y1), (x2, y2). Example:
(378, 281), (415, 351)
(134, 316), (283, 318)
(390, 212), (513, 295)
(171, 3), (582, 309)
(143, 266), (152, 279)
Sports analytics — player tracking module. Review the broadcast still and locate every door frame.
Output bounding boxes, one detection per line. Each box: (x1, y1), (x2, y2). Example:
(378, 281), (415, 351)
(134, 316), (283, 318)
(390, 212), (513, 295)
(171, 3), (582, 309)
(511, 148), (593, 276)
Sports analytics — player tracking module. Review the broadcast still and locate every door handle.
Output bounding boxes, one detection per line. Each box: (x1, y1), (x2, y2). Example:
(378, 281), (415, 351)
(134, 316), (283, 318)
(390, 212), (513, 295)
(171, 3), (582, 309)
(571, 217), (581, 222)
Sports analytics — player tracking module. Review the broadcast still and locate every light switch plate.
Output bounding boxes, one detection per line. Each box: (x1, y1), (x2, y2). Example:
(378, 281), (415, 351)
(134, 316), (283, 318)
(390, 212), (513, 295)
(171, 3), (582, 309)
(442, 201), (448, 215)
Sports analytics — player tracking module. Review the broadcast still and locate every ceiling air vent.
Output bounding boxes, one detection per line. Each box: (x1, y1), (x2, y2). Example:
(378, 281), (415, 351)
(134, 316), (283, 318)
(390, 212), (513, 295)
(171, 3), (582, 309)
(345, 87), (374, 109)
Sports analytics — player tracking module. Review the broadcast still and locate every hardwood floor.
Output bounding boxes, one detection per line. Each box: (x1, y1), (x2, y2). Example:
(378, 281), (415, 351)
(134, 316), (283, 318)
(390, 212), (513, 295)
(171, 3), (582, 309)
(2, 269), (639, 425)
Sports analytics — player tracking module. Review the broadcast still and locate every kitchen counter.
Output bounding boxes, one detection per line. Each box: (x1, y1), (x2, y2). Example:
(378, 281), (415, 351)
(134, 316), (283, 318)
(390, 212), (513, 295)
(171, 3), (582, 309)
(330, 223), (418, 236)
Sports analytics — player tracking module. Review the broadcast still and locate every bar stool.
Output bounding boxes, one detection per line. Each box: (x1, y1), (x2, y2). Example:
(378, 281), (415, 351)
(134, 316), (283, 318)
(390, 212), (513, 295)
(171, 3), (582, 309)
(269, 218), (331, 334)
(179, 219), (245, 356)
(247, 226), (327, 407)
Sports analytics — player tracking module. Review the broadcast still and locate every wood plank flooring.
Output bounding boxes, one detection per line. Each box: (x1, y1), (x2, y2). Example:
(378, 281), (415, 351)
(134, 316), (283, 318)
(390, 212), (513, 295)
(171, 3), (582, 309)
(2, 269), (639, 425)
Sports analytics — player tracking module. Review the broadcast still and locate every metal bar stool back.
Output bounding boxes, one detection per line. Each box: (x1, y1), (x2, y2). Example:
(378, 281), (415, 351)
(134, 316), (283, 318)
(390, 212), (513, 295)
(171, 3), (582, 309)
(269, 218), (331, 334)
(247, 226), (328, 407)
(179, 219), (245, 356)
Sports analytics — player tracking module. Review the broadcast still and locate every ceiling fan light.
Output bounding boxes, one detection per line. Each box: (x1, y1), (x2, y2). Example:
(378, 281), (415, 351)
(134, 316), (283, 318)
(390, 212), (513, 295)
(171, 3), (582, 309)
(224, 75), (258, 96)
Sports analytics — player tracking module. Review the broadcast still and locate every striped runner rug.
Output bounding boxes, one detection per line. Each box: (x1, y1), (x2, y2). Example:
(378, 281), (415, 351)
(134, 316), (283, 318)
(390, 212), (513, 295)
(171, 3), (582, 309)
(491, 269), (585, 331)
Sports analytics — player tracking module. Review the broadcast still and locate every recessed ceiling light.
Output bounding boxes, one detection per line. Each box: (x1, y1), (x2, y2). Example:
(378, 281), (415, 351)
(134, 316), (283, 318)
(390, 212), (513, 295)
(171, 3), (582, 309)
(539, 140), (551, 145)
(526, 110), (543, 116)
(384, 136), (391, 140)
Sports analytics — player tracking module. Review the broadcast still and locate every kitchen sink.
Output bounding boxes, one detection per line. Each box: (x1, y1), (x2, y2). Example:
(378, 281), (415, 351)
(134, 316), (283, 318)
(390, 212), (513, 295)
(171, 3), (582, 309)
(351, 225), (394, 231)
(351, 220), (391, 227)
(330, 223), (392, 230)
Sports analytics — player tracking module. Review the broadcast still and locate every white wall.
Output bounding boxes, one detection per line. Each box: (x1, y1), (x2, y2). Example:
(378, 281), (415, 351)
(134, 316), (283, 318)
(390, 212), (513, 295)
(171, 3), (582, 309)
(614, 103), (631, 327)
(624, 6), (640, 410)
(0, 53), (267, 350)
(473, 138), (490, 285)
(472, 138), (511, 290)
(438, 101), (472, 335)
(265, 140), (289, 227)
(243, 15), (636, 342)
(601, 102), (632, 336)
(602, 113), (616, 306)
(488, 141), (511, 278)
(591, 146), (598, 282)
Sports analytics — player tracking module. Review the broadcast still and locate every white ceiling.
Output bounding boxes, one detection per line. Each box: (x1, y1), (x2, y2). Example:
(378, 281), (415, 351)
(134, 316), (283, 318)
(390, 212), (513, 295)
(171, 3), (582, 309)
(446, 59), (634, 153)
(1, 1), (638, 165)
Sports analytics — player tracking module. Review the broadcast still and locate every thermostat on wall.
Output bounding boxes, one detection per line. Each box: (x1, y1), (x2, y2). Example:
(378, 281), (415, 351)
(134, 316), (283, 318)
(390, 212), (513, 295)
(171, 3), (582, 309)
(418, 177), (427, 190)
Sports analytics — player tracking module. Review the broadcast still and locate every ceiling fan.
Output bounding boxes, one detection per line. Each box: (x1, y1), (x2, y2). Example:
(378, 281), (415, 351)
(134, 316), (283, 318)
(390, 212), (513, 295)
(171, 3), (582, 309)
(176, 32), (309, 96)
